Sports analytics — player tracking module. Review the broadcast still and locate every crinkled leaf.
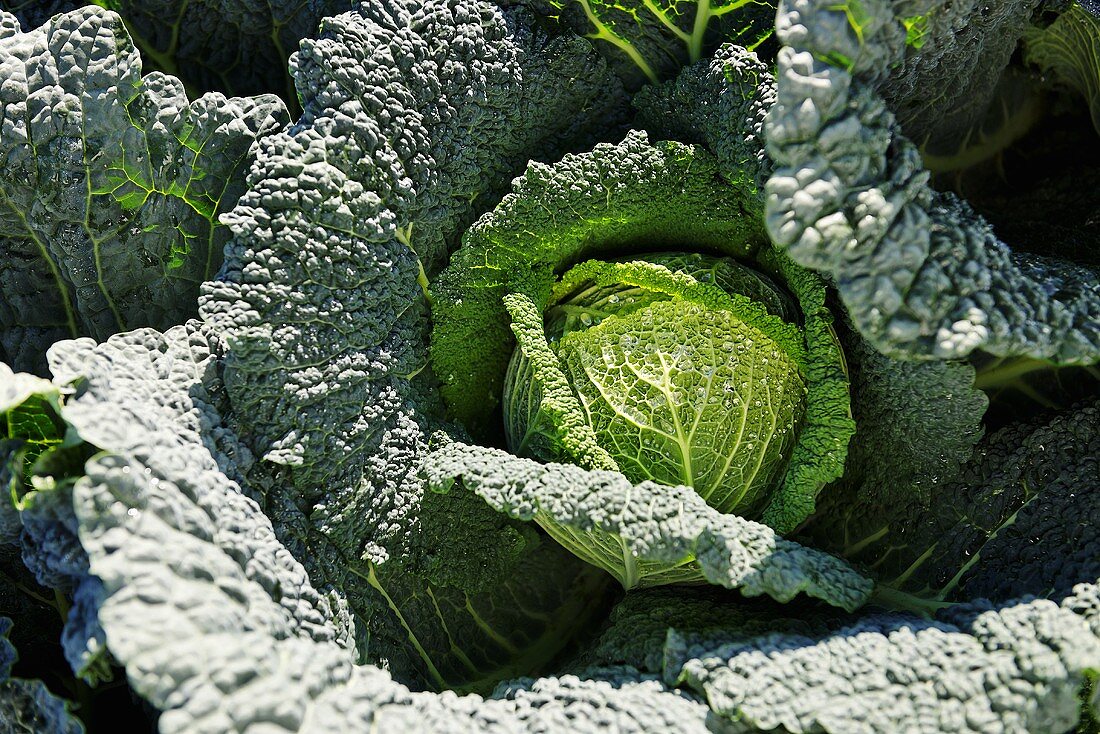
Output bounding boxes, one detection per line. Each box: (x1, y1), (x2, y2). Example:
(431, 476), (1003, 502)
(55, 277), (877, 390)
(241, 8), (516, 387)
(422, 436), (872, 604)
(0, 7), (288, 374)
(4, 328), (726, 732)
(799, 316), (1099, 607)
(46, 322), (619, 693)
(581, 580), (1100, 733)
(194, 0), (638, 692)
(883, 0), (1044, 151)
(797, 325), (987, 571)
(839, 399), (1100, 605)
(634, 42), (776, 193)
(766, 0), (1100, 364)
(666, 589), (1100, 734)
(578, 586), (836, 673)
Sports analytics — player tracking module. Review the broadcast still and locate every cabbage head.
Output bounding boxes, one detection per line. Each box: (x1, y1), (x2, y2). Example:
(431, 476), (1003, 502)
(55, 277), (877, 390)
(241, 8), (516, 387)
(432, 132), (854, 588)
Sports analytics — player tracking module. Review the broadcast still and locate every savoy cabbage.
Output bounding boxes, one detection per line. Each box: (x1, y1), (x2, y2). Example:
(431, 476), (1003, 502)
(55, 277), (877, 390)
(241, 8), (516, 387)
(0, 0), (1098, 733)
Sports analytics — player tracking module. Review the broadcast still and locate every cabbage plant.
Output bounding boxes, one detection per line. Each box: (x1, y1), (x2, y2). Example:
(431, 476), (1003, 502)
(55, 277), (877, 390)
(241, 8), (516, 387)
(430, 122), (856, 588)
(1, 0), (1100, 732)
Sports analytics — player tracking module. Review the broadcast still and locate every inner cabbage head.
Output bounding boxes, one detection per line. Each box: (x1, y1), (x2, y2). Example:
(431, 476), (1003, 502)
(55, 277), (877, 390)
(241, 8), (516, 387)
(503, 252), (808, 518)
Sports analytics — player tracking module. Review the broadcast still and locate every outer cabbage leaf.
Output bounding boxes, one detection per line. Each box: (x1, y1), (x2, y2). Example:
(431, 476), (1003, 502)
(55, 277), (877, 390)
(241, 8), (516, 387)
(795, 325), (988, 577)
(765, 0), (1100, 364)
(581, 583), (1100, 734)
(0, 7), (288, 374)
(796, 311), (1098, 610)
(423, 436), (872, 604)
(42, 320), (614, 693)
(576, 586), (836, 673)
(811, 397), (1100, 606)
(666, 590), (1100, 734)
(202, 0), (632, 461)
(0, 0), (354, 108)
(2, 328), (728, 733)
(191, 0), (637, 692)
(923, 399), (1100, 603)
(878, 0), (1045, 152)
